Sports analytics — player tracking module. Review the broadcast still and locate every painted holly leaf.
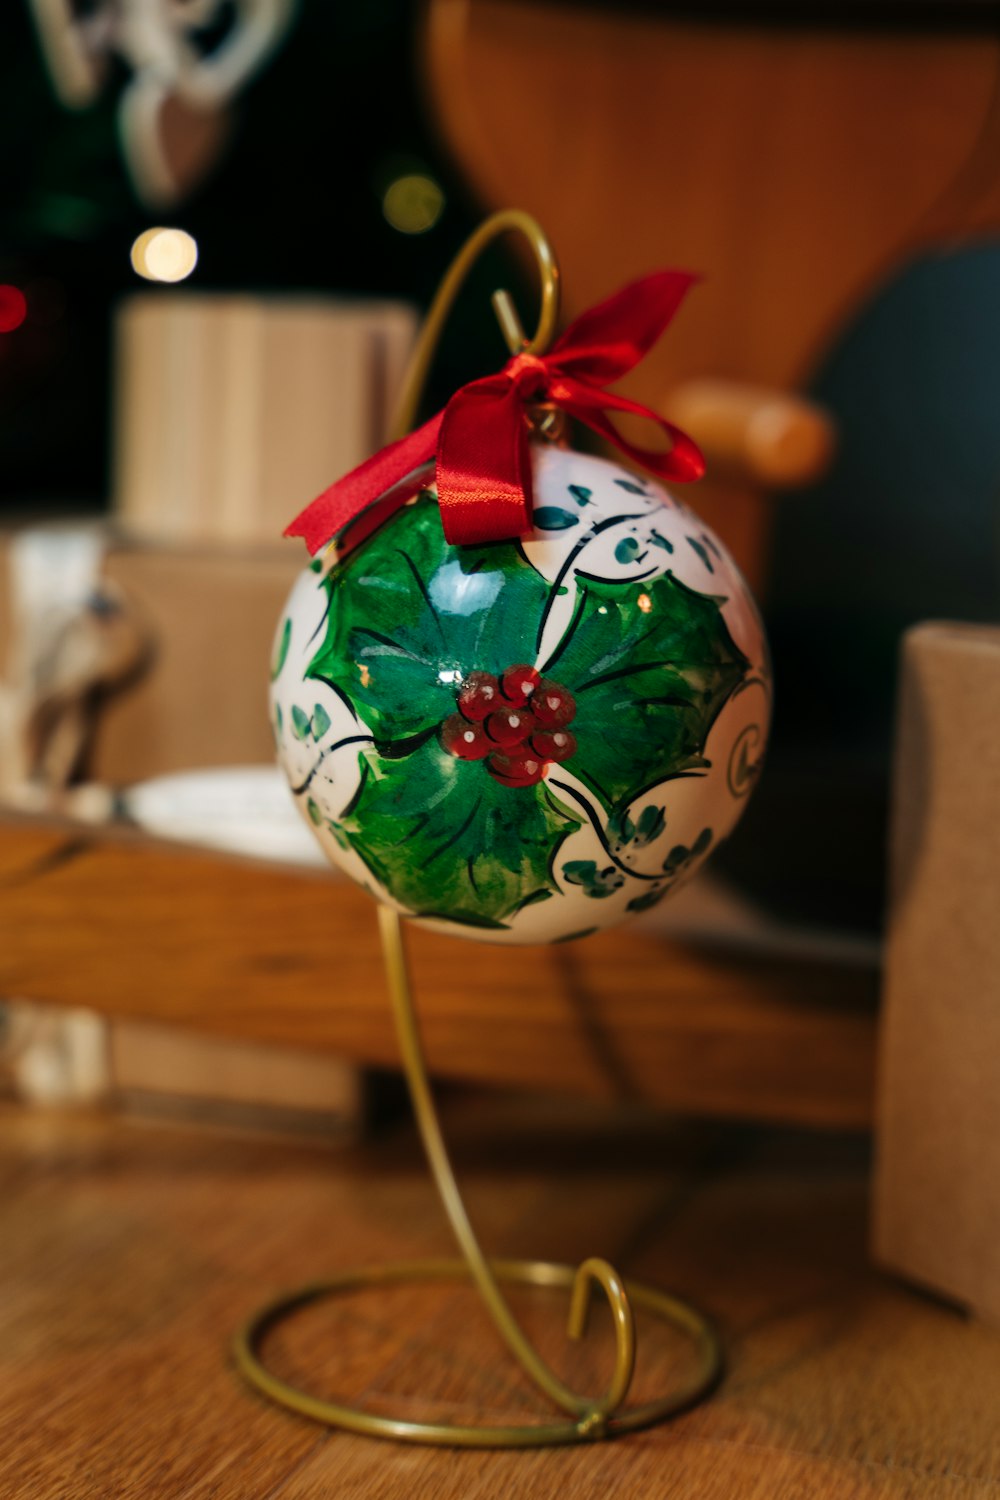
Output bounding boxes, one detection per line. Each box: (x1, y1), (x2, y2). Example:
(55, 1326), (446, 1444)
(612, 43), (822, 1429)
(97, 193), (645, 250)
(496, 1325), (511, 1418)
(341, 737), (580, 926)
(308, 493), (549, 745)
(543, 573), (748, 811)
(301, 491), (746, 927)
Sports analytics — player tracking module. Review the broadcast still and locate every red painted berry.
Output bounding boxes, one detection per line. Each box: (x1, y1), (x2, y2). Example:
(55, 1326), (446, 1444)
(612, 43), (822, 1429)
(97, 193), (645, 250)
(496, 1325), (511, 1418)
(500, 664), (540, 707)
(485, 704), (535, 749)
(488, 748), (545, 787)
(532, 680), (576, 728)
(457, 671), (500, 721)
(441, 714), (490, 760)
(531, 728), (577, 763)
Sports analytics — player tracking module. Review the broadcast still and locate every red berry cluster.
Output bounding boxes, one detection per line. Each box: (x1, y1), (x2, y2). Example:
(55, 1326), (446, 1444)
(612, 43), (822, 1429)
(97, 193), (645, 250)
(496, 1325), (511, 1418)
(440, 664), (577, 787)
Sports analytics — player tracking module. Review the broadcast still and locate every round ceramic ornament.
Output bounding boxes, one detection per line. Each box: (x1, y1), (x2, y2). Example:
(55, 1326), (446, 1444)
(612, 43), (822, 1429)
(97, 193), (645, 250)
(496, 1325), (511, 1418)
(271, 442), (770, 944)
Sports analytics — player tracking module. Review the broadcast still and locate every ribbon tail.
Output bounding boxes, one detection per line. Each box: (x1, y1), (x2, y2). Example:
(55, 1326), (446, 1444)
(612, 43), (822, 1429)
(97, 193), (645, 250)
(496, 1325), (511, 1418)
(556, 378), (705, 484)
(284, 411), (443, 553)
(547, 270), (700, 386)
(436, 376), (534, 545)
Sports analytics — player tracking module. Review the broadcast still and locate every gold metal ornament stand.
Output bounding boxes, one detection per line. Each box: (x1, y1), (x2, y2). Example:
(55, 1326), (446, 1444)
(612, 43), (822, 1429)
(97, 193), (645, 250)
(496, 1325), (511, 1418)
(233, 212), (724, 1447)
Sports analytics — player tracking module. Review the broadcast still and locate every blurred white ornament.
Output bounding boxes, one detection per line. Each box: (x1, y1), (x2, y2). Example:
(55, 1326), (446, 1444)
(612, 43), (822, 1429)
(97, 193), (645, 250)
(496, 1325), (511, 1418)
(28, 0), (297, 206)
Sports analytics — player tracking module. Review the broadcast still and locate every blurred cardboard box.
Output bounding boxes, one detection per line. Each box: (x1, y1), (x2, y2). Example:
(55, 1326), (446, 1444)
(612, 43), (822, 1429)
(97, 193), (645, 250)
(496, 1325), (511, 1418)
(874, 622), (1000, 1325)
(0, 525), (300, 784)
(98, 539), (301, 783)
(109, 1018), (366, 1139)
(114, 294), (417, 547)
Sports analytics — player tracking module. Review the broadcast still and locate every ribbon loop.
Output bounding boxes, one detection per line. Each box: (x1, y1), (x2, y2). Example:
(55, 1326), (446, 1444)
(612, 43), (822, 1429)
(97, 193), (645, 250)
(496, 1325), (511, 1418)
(286, 270), (703, 555)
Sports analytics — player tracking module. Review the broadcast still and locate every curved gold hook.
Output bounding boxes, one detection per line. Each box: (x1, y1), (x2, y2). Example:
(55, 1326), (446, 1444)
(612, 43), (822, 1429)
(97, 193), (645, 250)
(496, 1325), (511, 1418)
(568, 1257), (637, 1420)
(390, 207), (561, 442)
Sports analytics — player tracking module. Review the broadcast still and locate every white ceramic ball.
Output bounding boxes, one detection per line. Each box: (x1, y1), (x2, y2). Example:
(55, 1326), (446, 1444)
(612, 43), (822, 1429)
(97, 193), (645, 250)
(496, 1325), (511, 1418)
(271, 445), (770, 944)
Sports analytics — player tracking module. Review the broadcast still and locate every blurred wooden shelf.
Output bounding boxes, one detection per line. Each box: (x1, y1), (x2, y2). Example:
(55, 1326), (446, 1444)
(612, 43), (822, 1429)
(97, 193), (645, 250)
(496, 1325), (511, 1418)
(0, 811), (878, 1129)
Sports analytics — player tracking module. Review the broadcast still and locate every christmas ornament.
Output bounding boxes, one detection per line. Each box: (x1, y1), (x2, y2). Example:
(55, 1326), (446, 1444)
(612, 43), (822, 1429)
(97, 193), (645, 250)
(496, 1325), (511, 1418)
(249, 223), (735, 1450)
(273, 445), (770, 944)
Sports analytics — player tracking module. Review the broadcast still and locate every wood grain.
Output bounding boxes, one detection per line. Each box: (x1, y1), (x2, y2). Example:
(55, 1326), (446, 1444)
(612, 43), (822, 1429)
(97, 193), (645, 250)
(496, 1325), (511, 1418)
(423, 2), (1000, 586)
(0, 812), (877, 1128)
(0, 1098), (998, 1498)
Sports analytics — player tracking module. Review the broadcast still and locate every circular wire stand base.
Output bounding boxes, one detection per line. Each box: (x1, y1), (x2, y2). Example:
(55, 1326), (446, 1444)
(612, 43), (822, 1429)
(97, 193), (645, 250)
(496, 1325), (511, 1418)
(233, 1256), (724, 1449)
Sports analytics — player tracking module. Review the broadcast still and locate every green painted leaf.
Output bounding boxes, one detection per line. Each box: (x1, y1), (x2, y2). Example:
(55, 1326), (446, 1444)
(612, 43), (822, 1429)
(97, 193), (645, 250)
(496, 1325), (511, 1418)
(627, 885), (670, 913)
(614, 537), (641, 565)
(663, 826), (713, 875)
(271, 617), (292, 680)
(686, 535), (715, 571)
(614, 478), (649, 495)
(650, 529), (674, 553)
(544, 573), (748, 811)
(340, 740), (581, 924)
(568, 485), (592, 506)
(328, 821), (350, 849)
(533, 506), (580, 530)
(610, 804), (664, 848)
(307, 493), (548, 744)
(635, 804), (666, 845)
(562, 860), (626, 899)
(306, 797), (322, 825)
(311, 703), (331, 739)
(291, 704), (312, 740)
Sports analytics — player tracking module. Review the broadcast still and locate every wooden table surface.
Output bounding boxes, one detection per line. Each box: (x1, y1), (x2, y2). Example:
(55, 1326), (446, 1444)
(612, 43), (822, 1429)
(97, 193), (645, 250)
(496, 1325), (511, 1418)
(1, 1095), (998, 1499)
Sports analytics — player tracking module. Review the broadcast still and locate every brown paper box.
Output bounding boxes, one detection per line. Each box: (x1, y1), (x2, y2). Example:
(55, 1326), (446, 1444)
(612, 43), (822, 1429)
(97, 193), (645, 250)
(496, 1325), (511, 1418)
(109, 1017), (364, 1137)
(874, 622), (1000, 1324)
(0, 525), (301, 785)
(97, 540), (301, 783)
(113, 294), (416, 547)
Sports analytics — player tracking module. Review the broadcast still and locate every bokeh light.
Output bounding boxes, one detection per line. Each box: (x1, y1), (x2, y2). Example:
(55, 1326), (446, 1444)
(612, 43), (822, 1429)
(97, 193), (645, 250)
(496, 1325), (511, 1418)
(0, 285), (28, 333)
(382, 174), (444, 235)
(130, 228), (199, 283)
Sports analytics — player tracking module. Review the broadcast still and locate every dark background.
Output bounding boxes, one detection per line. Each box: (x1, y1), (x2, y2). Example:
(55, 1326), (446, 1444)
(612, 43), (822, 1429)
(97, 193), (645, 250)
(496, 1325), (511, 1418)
(0, 0), (503, 513)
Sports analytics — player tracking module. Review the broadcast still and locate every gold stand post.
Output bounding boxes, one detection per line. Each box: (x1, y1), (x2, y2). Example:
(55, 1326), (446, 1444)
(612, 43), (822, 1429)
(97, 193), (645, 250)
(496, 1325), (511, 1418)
(233, 213), (724, 1445)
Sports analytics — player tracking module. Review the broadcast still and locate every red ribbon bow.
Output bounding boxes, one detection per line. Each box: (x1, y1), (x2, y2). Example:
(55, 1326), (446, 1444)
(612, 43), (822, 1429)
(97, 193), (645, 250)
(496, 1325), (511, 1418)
(285, 269), (704, 554)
